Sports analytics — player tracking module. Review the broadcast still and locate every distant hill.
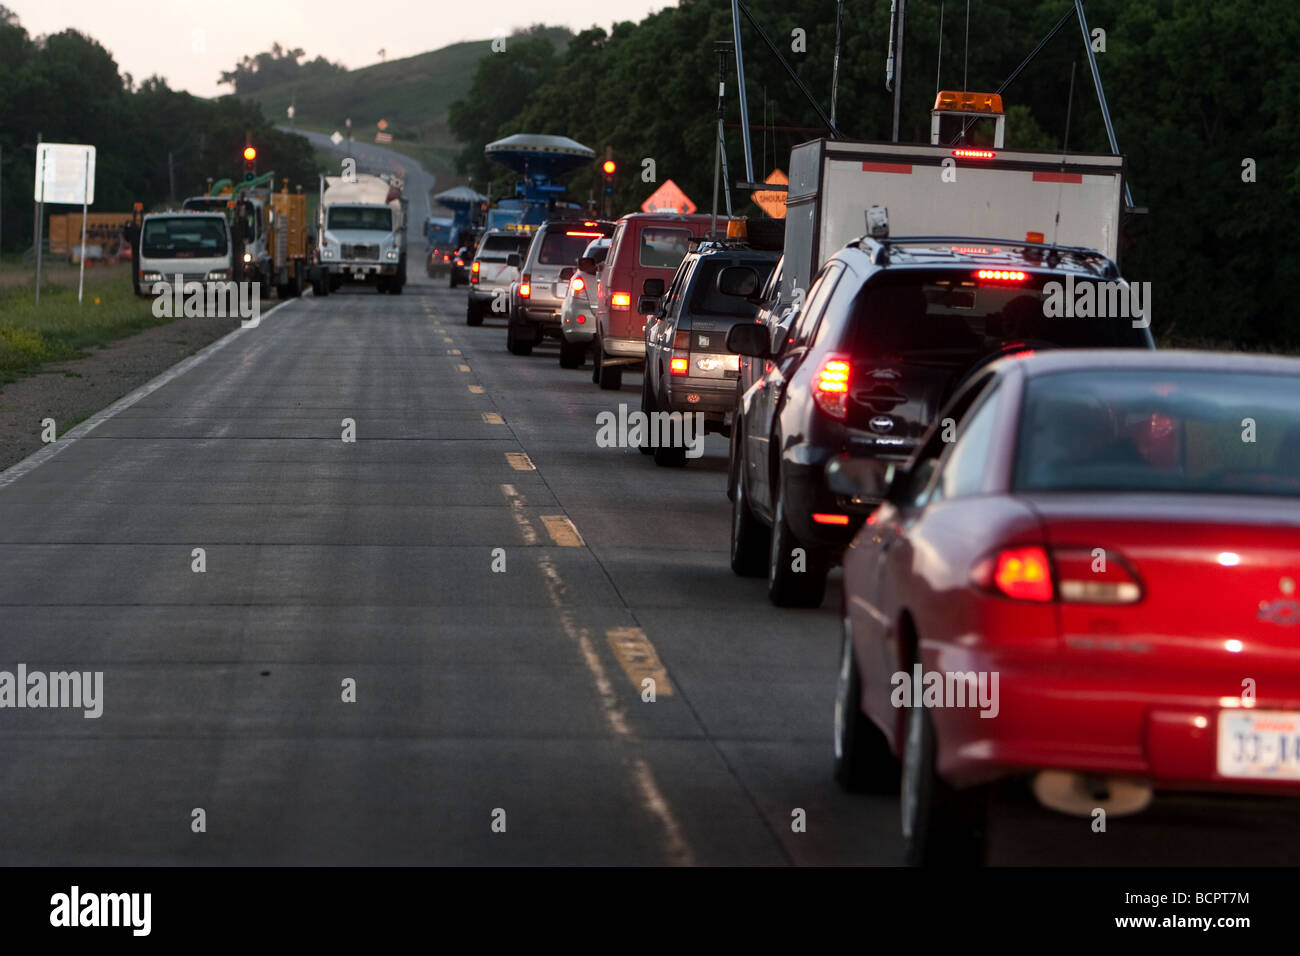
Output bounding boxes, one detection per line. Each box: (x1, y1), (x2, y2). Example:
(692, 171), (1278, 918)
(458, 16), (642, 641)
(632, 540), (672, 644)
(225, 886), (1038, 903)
(239, 28), (572, 184)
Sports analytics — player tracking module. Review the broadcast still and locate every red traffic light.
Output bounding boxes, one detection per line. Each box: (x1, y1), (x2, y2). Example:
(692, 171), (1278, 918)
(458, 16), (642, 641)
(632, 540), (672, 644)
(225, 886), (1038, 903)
(243, 146), (257, 161)
(602, 160), (616, 175)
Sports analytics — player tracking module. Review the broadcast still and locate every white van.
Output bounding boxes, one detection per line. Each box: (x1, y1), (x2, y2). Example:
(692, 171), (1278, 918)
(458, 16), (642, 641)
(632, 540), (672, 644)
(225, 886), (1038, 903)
(135, 212), (233, 297)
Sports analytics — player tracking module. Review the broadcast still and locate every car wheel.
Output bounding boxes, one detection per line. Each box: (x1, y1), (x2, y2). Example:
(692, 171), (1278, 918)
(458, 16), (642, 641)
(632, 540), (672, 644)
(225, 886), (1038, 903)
(900, 695), (989, 867)
(767, 469), (828, 608)
(376, 277), (389, 294)
(467, 299), (483, 327)
(597, 347), (622, 390)
(729, 449), (769, 576)
(507, 319), (533, 356)
(559, 338), (585, 369)
(592, 338), (603, 384)
(834, 614), (901, 793)
(637, 371), (658, 455)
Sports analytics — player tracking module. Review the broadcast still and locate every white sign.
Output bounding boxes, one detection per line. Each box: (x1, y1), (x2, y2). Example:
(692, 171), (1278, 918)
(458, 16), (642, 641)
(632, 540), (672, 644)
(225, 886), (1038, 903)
(287, 104), (295, 119)
(330, 131), (343, 145)
(34, 143), (96, 205)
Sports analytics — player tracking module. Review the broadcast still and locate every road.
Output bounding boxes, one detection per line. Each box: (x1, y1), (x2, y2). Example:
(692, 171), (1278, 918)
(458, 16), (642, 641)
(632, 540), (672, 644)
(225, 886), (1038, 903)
(1, 273), (1297, 865)
(284, 126), (437, 241)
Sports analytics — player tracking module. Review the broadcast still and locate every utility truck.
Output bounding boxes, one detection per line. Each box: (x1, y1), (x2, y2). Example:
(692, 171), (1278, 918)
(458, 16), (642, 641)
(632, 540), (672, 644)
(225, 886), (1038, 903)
(778, 91), (1127, 305)
(317, 173), (408, 295)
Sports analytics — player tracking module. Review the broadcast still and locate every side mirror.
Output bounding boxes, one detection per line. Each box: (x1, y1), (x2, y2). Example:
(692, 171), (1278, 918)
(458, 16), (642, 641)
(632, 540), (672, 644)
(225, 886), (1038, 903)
(826, 457), (896, 501)
(642, 277), (665, 297)
(578, 256), (596, 274)
(726, 322), (772, 359)
(559, 266), (575, 281)
(718, 265), (759, 297)
(638, 295), (660, 314)
(507, 253), (521, 268)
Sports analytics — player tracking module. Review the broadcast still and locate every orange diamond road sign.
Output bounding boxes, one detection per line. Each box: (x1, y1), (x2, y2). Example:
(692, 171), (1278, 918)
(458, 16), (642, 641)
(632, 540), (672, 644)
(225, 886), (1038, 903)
(377, 119), (389, 130)
(641, 179), (696, 214)
(752, 169), (788, 219)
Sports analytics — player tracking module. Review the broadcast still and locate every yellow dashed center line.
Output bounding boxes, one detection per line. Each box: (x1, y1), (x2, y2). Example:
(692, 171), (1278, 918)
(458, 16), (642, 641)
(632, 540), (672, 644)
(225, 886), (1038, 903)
(443, 336), (454, 343)
(540, 514), (583, 547)
(448, 348), (462, 355)
(606, 627), (674, 697)
(482, 412), (504, 425)
(505, 452), (534, 471)
(458, 364), (471, 373)
(468, 385), (484, 394)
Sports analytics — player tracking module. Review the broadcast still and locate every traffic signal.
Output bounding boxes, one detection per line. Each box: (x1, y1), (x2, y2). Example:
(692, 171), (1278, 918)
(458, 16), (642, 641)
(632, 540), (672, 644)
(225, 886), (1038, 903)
(243, 145), (257, 180)
(602, 160), (616, 175)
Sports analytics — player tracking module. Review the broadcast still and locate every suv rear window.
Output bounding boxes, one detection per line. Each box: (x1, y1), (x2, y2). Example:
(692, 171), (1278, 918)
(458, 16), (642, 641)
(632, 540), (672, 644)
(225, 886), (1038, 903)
(479, 235), (531, 259)
(639, 227), (691, 268)
(687, 258), (778, 317)
(537, 231), (599, 266)
(836, 270), (1151, 361)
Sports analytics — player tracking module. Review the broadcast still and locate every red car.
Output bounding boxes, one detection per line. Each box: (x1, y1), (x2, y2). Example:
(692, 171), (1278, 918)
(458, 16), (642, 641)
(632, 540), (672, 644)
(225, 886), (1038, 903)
(832, 349), (1300, 865)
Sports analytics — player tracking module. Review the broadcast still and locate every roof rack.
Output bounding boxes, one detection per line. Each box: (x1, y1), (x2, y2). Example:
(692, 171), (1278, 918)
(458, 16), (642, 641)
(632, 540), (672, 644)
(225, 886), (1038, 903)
(856, 235), (1119, 278)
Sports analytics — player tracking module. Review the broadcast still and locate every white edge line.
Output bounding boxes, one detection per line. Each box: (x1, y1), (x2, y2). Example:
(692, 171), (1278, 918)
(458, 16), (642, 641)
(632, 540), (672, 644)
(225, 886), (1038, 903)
(0, 297), (301, 491)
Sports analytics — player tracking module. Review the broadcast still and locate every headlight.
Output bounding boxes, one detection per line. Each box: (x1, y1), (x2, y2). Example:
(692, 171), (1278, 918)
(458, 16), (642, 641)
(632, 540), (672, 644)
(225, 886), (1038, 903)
(386, 248), (400, 260)
(141, 271), (163, 282)
(205, 269), (231, 280)
(321, 249), (334, 259)
(242, 252), (252, 263)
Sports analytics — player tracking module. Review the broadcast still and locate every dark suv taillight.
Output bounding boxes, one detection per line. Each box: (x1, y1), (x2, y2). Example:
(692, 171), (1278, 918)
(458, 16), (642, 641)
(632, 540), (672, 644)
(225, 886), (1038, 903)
(812, 353), (851, 420)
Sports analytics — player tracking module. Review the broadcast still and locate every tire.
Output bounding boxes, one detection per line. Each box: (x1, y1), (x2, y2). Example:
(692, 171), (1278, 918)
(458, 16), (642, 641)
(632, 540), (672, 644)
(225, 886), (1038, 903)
(767, 468), (829, 608)
(506, 319), (533, 356)
(559, 338), (585, 369)
(834, 616), (901, 793)
(592, 338), (603, 384)
(900, 697), (990, 867)
(638, 371), (657, 455)
(376, 277), (389, 294)
(653, 436), (686, 467)
(292, 266), (304, 298)
(467, 299), (483, 327)
(729, 431), (769, 576)
(329, 276), (342, 293)
(597, 346), (622, 390)
(398, 254), (408, 289)
(391, 276), (404, 296)
(276, 282), (290, 300)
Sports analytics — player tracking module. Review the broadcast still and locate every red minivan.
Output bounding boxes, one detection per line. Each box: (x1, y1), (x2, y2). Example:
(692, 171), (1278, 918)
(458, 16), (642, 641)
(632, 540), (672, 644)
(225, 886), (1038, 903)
(591, 213), (724, 390)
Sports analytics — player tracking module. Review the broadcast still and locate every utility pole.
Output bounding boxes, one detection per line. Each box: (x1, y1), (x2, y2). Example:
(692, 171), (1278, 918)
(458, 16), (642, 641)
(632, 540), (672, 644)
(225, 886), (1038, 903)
(711, 41), (736, 239)
(167, 151), (176, 204)
(830, 0), (844, 128)
(889, 0), (907, 142)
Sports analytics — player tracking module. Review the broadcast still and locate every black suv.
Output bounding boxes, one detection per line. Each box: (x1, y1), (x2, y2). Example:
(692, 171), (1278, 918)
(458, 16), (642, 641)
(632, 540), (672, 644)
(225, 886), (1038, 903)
(725, 237), (1156, 608)
(641, 242), (779, 466)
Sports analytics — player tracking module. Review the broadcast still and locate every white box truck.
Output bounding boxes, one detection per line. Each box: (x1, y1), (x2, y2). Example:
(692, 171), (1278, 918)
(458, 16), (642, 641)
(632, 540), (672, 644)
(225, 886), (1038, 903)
(780, 138), (1126, 304)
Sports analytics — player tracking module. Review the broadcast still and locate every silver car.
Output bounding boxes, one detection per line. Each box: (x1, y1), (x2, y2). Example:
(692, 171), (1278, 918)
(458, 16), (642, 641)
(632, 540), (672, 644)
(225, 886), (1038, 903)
(558, 237), (610, 368)
(466, 229), (533, 326)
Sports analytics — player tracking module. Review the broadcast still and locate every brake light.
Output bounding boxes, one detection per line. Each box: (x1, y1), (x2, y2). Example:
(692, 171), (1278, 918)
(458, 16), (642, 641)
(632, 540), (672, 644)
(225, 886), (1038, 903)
(611, 292), (631, 309)
(571, 276), (585, 293)
(443, 254), (450, 262)
(583, 221), (598, 227)
(976, 269), (1027, 282)
(520, 275), (531, 298)
(565, 231), (604, 237)
(812, 354), (851, 420)
(576, 315), (586, 324)
(472, 261), (480, 273)
(812, 513), (851, 525)
(989, 547), (1053, 602)
(455, 258), (464, 267)
(670, 356), (689, 375)
(953, 148), (996, 159)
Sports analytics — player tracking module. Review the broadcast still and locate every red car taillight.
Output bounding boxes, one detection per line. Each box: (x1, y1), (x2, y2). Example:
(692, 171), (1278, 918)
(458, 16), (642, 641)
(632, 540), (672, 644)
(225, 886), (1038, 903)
(670, 331), (690, 375)
(812, 354), (851, 420)
(471, 261), (480, 273)
(443, 254), (450, 262)
(520, 273), (531, 298)
(611, 291), (631, 310)
(973, 546), (1143, 604)
(571, 276), (585, 293)
(455, 258), (464, 267)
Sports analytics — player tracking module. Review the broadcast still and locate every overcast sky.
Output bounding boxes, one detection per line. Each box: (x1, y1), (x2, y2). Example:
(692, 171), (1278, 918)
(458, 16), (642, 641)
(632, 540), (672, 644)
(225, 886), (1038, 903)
(8, 0), (674, 97)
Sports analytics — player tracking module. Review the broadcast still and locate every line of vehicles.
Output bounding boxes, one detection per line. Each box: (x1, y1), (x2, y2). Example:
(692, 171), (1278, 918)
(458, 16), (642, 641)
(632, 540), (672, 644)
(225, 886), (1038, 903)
(447, 92), (1300, 865)
(129, 167), (408, 300)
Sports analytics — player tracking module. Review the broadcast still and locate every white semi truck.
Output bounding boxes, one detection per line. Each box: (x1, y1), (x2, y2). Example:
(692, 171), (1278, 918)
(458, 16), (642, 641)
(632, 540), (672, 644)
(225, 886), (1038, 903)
(317, 173), (408, 295)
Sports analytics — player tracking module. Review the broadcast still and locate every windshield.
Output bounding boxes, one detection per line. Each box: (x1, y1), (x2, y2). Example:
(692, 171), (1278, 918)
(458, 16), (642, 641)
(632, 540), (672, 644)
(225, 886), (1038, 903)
(328, 206), (393, 231)
(639, 227), (691, 268)
(1014, 369), (1300, 497)
(478, 235), (531, 259)
(583, 240), (610, 264)
(141, 217), (228, 257)
(838, 270), (1152, 362)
